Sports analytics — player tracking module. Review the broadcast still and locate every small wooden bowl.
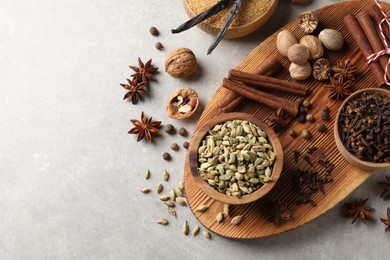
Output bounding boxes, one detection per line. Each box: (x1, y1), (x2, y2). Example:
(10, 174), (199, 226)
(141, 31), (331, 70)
(189, 112), (284, 205)
(334, 88), (390, 171)
(182, 0), (278, 39)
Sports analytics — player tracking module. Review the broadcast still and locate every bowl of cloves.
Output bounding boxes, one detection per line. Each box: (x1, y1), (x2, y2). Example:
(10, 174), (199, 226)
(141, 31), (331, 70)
(189, 112), (283, 205)
(334, 88), (390, 171)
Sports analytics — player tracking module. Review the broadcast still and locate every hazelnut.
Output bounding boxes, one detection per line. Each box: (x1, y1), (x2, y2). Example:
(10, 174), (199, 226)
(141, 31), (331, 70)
(166, 88), (199, 119)
(287, 44), (310, 65)
(298, 11), (319, 34)
(318, 29), (344, 51)
(165, 48), (197, 78)
(289, 62), (312, 80)
(276, 30), (298, 57)
(299, 35), (324, 60)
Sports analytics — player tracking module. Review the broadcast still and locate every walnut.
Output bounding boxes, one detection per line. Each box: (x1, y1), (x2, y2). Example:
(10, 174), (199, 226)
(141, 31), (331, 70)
(287, 43), (310, 65)
(289, 62), (312, 80)
(165, 88), (199, 119)
(298, 11), (318, 34)
(165, 48), (197, 78)
(318, 29), (344, 51)
(313, 58), (331, 81)
(299, 35), (324, 60)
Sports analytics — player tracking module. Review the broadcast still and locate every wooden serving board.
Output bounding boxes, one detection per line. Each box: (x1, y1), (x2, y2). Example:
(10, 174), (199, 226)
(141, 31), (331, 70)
(184, 0), (387, 239)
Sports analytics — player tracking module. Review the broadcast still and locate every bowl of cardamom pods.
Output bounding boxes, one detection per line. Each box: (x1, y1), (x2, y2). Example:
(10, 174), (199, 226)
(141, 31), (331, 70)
(189, 112), (284, 205)
(334, 88), (390, 171)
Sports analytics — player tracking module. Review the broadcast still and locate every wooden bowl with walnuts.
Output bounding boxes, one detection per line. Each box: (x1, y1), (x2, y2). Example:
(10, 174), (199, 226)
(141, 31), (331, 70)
(189, 112), (283, 205)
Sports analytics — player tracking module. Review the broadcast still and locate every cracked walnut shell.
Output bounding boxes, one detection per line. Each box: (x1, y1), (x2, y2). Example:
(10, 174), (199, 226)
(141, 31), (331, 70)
(165, 48), (198, 78)
(166, 88), (199, 119)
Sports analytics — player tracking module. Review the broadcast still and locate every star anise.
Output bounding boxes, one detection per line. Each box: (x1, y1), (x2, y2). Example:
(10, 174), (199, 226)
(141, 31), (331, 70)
(378, 175), (390, 199)
(128, 112), (162, 143)
(267, 107), (290, 133)
(120, 78), (148, 104)
(380, 208), (390, 233)
(326, 77), (353, 100)
(332, 59), (357, 81)
(129, 57), (158, 83)
(267, 201), (292, 227)
(344, 198), (375, 224)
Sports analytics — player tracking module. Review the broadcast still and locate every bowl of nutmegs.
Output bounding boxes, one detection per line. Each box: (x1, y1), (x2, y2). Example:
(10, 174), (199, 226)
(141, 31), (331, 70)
(334, 88), (390, 171)
(182, 0), (278, 38)
(189, 112), (283, 205)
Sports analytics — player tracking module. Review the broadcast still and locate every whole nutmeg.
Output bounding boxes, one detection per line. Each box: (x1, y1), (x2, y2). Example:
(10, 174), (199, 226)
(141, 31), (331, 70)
(318, 29), (344, 51)
(287, 44), (310, 65)
(299, 35), (324, 60)
(289, 62), (312, 80)
(166, 88), (199, 119)
(276, 30), (298, 57)
(165, 48), (197, 78)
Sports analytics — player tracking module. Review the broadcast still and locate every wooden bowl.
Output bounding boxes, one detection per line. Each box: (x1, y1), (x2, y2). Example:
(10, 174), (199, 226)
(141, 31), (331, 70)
(189, 112), (284, 205)
(334, 88), (390, 171)
(182, 0), (278, 39)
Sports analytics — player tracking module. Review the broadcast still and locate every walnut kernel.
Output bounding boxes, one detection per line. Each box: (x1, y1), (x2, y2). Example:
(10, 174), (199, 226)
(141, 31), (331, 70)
(166, 88), (199, 119)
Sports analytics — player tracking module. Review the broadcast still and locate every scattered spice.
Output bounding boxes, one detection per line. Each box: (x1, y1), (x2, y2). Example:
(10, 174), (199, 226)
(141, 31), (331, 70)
(326, 77), (353, 100)
(168, 207), (177, 218)
(171, 143), (179, 151)
(141, 187), (151, 194)
(267, 107), (290, 133)
(182, 220), (189, 235)
(289, 129), (297, 138)
(130, 57), (159, 83)
(231, 215), (243, 225)
(301, 129), (311, 139)
(378, 175), (390, 199)
(195, 204), (208, 213)
(120, 78), (148, 104)
(267, 201), (292, 227)
(203, 230), (212, 240)
(156, 183), (163, 194)
(344, 198), (375, 224)
(157, 218), (169, 225)
(163, 124), (176, 135)
(192, 225), (200, 236)
(316, 123), (326, 133)
(332, 59), (357, 81)
(145, 169), (151, 179)
(296, 114), (306, 123)
(306, 114), (314, 122)
(183, 141), (190, 149)
(338, 92), (390, 163)
(380, 208), (390, 233)
(322, 105), (329, 113)
(128, 112), (162, 143)
(149, 26), (159, 36)
(319, 110), (329, 121)
(163, 169), (170, 181)
(163, 152), (171, 161)
(178, 127), (188, 136)
(155, 42), (164, 50)
(216, 212), (224, 223)
(294, 146), (334, 206)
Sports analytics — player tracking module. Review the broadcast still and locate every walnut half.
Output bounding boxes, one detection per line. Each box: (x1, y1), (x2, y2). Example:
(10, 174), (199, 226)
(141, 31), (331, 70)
(166, 88), (199, 119)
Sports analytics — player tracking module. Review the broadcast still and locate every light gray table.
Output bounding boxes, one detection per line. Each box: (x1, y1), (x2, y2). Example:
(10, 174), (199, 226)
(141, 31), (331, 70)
(1, 0), (389, 259)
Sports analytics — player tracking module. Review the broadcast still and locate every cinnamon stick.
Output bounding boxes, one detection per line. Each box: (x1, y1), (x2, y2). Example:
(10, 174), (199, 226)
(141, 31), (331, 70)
(217, 54), (282, 112)
(367, 4), (390, 42)
(356, 12), (390, 80)
(228, 69), (307, 96)
(222, 78), (299, 116)
(344, 14), (386, 86)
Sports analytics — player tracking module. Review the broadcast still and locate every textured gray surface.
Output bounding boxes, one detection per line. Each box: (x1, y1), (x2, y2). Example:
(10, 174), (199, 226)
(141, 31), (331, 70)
(1, 0), (389, 259)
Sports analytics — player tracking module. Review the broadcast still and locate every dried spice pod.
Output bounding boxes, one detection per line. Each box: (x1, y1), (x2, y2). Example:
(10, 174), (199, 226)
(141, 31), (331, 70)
(165, 48), (197, 78)
(298, 11), (318, 34)
(166, 88), (199, 119)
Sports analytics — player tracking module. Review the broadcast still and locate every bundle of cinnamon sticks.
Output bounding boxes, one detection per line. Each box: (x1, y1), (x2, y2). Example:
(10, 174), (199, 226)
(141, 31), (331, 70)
(344, 4), (390, 87)
(217, 55), (308, 115)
